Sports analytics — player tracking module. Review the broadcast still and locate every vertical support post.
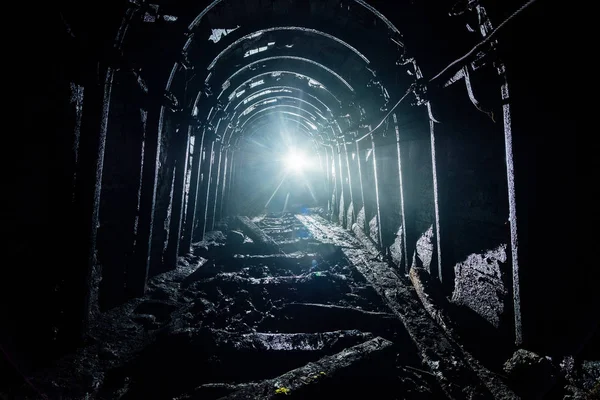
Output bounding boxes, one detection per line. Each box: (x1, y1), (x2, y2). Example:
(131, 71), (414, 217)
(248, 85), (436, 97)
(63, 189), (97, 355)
(181, 127), (205, 253)
(355, 140), (366, 232)
(225, 151), (236, 215)
(227, 150), (235, 216)
(499, 65), (522, 346)
(337, 142), (346, 227)
(428, 107), (443, 283)
(324, 147), (331, 211)
(343, 142), (355, 228)
(218, 148), (229, 221)
(330, 145), (339, 222)
(131, 98), (164, 297)
(211, 145), (224, 230)
(202, 141), (216, 237)
(394, 114), (409, 273)
(165, 124), (190, 269)
(194, 136), (209, 240)
(98, 71), (147, 310)
(370, 134), (383, 248)
(63, 65), (113, 344)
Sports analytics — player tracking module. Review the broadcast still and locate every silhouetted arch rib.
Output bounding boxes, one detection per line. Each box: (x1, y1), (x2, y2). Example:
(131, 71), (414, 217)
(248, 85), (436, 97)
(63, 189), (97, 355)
(212, 56), (355, 93)
(223, 102), (327, 144)
(224, 73), (341, 107)
(238, 96), (329, 122)
(240, 107), (322, 132)
(212, 84), (344, 144)
(243, 111), (321, 136)
(245, 119), (315, 142)
(236, 95), (331, 124)
(223, 96), (333, 145)
(221, 82), (339, 114)
(207, 26), (370, 71)
(198, 73), (342, 121)
(241, 116), (323, 147)
(209, 89), (336, 142)
(237, 104), (324, 130)
(187, 0), (404, 35)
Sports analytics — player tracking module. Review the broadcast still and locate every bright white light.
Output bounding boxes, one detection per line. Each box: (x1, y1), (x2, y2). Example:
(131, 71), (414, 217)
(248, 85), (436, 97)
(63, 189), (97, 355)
(284, 151), (307, 173)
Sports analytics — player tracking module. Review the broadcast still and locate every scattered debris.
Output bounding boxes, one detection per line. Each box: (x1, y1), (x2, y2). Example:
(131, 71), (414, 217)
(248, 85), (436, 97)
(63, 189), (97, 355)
(181, 260), (221, 287)
(237, 216), (279, 248)
(25, 212), (531, 399)
(219, 337), (395, 400)
(503, 349), (558, 399)
(297, 213), (518, 399)
(264, 302), (400, 337)
(226, 230), (246, 247)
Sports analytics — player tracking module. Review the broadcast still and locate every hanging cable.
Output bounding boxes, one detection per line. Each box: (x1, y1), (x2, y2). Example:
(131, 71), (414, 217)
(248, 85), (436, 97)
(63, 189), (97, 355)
(354, 85), (414, 142)
(342, 0), (538, 145)
(429, 0), (538, 83)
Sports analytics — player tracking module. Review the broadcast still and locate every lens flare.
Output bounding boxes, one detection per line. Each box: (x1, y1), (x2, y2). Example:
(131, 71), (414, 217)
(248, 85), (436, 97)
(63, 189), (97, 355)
(284, 151), (306, 173)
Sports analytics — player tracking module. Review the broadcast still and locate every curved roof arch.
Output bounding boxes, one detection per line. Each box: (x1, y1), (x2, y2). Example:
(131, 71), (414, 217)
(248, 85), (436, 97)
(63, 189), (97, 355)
(222, 98), (331, 145)
(171, 2), (414, 125)
(216, 56), (355, 93)
(202, 72), (359, 133)
(238, 114), (324, 147)
(240, 106), (322, 132)
(186, 0), (403, 36)
(244, 118), (316, 142)
(223, 95), (333, 142)
(238, 96), (330, 123)
(193, 70), (351, 126)
(209, 85), (338, 139)
(207, 26), (371, 71)
(222, 75), (342, 112)
(113, 0), (427, 154)
(235, 91), (332, 117)
(205, 79), (350, 138)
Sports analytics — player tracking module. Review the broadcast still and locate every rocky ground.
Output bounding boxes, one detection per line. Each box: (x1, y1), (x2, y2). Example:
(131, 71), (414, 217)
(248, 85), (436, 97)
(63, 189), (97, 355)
(4, 211), (599, 399)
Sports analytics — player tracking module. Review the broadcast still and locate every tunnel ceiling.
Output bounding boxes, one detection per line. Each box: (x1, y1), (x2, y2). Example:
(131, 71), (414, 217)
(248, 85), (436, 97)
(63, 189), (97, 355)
(112, 0), (444, 153)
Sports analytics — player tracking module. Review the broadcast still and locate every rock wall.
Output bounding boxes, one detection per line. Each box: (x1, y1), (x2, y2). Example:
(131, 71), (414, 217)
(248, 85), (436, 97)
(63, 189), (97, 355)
(412, 225), (435, 274)
(451, 244), (508, 328)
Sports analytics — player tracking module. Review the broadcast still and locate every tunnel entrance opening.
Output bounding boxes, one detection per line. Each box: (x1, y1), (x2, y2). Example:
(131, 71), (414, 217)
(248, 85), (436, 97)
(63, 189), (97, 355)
(236, 128), (324, 216)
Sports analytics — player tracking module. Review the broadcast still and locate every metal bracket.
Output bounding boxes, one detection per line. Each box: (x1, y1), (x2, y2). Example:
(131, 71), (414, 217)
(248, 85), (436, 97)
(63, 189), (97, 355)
(411, 79), (429, 107)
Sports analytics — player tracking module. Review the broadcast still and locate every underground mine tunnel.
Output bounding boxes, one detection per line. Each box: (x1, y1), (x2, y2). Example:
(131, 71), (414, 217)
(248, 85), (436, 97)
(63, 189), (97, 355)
(2, 0), (593, 399)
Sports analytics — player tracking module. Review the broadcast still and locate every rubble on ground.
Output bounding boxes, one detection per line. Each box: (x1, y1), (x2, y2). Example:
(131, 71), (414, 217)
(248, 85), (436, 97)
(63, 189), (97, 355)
(19, 211), (593, 400)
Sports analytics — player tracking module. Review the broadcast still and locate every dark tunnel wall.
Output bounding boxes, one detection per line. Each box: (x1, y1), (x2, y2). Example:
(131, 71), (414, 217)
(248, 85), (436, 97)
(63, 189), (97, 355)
(500, 6), (590, 356)
(4, 0), (591, 378)
(98, 71), (146, 309)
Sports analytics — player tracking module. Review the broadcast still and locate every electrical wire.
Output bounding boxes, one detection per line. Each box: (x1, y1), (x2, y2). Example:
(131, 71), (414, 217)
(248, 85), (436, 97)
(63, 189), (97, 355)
(354, 86), (413, 143)
(429, 0), (538, 83)
(350, 0), (538, 143)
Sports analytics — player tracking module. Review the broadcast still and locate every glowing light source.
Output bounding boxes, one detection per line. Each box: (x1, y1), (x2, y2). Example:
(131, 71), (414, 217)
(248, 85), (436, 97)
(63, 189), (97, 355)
(284, 151), (307, 173)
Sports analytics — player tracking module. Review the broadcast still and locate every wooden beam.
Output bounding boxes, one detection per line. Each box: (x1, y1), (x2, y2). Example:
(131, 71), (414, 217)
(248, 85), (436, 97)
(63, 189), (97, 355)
(296, 214), (518, 399)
